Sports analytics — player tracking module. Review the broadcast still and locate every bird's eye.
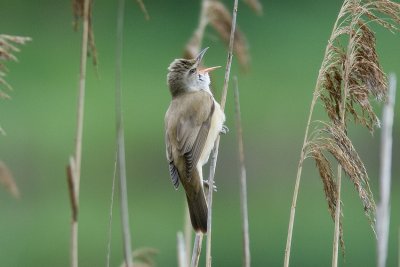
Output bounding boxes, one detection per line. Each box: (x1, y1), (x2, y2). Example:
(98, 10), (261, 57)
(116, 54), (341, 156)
(189, 68), (196, 74)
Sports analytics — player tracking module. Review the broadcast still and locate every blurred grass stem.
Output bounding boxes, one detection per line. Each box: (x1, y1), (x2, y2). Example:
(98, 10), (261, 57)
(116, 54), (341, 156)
(283, 93), (318, 267)
(69, 0), (90, 266)
(135, 0), (150, 20)
(106, 152), (118, 267)
(233, 76), (251, 267)
(377, 73), (396, 267)
(184, 205), (192, 267)
(332, 167), (342, 267)
(115, 0), (133, 266)
(191, 234), (203, 267)
(205, 0), (238, 266)
(177, 232), (186, 267)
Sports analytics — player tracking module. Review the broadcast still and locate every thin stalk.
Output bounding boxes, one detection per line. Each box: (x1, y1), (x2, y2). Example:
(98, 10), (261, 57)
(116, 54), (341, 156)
(191, 234), (203, 267)
(184, 204), (192, 267)
(377, 73), (396, 267)
(115, 0), (133, 266)
(205, 0), (238, 266)
(69, 0), (90, 266)
(106, 152), (118, 267)
(283, 93), (318, 267)
(283, 2), (346, 265)
(177, 232), (186, 267)
(135, 0), (150, 20)
(205, 139), (220, 267)
(219, 0), (238, 111)
(332, 2), (357, 265)
(73, 0), (90, 211)
(332, 166), (342, 267)
(178, 201), (192, 267)
(233, 76), (251, 267)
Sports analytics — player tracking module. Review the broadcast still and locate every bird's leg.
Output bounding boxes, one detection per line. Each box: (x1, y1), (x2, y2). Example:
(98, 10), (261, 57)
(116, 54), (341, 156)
(220, 125), (229, 135)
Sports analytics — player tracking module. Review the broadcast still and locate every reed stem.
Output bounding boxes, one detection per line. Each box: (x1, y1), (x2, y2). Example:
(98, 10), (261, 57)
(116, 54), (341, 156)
(69, 0), (90, 266)
(233, 76), (251, 267)
(115, 0), (133, 265)
(377, 73), (396, 267)
(205, 1), (238, 266)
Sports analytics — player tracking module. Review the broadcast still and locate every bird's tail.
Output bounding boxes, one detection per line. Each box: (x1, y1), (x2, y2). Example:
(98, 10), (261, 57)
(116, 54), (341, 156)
(186, 190), (208, 233)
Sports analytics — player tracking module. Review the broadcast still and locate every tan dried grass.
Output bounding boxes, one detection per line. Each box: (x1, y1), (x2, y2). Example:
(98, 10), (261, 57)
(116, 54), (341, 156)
(72, 0), (98, 67)
(0, 161), (19, 198)
(285, 0), (400, 265)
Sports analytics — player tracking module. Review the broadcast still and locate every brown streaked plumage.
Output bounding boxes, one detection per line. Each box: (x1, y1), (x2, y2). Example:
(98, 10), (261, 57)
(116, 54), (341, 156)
(165, 48), (226, 233)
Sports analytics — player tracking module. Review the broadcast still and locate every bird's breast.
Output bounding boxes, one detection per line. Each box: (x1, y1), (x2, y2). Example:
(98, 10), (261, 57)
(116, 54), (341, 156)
(198, 100), (225, 166)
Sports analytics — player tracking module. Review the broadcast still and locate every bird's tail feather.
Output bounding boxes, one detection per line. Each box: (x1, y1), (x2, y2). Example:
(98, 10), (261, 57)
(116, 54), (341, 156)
(186, 191), (208, 233)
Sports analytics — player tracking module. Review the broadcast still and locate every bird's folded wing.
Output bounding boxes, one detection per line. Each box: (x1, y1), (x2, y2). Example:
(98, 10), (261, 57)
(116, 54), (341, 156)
(166, 133), (180, 189)
(178, 93), (214, 181)
(166, 91), (215, 185)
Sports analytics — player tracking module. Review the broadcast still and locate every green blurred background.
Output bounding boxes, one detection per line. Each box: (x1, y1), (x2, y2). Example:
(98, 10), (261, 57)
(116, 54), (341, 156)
(1, 0), (399, 266)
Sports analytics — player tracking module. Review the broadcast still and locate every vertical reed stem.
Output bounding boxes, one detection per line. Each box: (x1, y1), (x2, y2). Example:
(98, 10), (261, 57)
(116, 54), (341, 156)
(284, 94), (318, 267)
(205, 1), (238, 266)
(69, 0), (90, 266)
(184, 205), (192, 267)
(332, 167), (342, 267)
(233, 76), (251, 267)
(115, 0), (133, 265)
(377, 73), (396, 267)
(398, 227), (400, 267)
(191, 234), (203, 267)
(332, 2), (357, 264)
(106, 152), (118, 267)
(177, 232), (187, 267)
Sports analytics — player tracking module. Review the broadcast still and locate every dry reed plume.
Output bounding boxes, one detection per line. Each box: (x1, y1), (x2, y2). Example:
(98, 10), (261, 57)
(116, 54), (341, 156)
(183, 0), (262, 70)
(0, 160), (20, 198)
(284, 0), (400, 266)
(0, 34), (31, 135)
(72, 0), (98, 67)
(0, 34), (31, 98)
(0, 34), (30, 197)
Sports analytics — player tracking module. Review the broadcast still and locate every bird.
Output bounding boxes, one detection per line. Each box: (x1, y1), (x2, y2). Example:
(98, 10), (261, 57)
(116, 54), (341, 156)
(164, 47), (226, 233)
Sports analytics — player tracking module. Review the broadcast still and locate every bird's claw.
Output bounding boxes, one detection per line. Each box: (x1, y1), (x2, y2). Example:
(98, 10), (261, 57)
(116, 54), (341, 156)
(220, 125), (229, 135)
(203, 180), (217, 192)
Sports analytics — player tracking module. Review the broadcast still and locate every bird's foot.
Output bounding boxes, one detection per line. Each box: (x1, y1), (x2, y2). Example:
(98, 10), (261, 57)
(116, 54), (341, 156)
(220, 125), (229, 135)
(203, 179), (217, 192)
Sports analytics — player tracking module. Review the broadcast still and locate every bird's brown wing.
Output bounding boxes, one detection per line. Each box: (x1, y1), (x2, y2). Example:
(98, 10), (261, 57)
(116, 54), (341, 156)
(165, 91), (215, 186)
(179, 101), (215, 180)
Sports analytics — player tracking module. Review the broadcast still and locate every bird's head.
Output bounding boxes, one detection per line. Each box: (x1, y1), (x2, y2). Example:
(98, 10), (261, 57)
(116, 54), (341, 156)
(167, 47), (220, 97)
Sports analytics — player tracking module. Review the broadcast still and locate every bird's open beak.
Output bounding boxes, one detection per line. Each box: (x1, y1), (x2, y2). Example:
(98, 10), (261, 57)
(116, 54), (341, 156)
(199, 66), (221, 74)
(195, 47), (221, 74)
